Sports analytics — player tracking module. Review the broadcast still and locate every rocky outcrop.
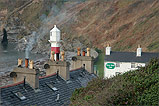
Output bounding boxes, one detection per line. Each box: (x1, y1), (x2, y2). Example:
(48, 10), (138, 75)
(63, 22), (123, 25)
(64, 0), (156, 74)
(1, 28), (8, 44)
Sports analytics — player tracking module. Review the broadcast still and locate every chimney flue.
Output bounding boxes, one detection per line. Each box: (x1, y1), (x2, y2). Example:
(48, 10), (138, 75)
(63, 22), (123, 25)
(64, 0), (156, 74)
(87, 48), (90, 56)
(61, 51), (65, 61)
(77, 47), (81, 56)
(18, 59), (23, 67)
(29, 60), (34, 69)
(25, 58), (29, 68)
(50, 51), (55, 61)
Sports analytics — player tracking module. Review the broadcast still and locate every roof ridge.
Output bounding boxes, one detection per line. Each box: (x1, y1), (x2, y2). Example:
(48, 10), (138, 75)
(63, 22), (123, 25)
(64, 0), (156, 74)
(39, 73), (57, 79)
(0, 68), (83, 88)
(112, 51), (159, 54)
(0, 81), (24, 89)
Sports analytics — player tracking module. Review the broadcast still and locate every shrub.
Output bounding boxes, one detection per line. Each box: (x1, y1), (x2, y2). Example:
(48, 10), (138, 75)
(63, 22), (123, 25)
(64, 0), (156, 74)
(70, 58), (159, 106)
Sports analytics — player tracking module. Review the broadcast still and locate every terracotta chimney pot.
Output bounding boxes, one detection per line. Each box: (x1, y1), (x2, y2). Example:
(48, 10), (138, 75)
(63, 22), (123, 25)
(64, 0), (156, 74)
(87, 48), (90, 56)
(25, 58), (29, 68)
(50, 51), (55, 61)
(61, 51), (65, 61)
(18, 59), (23, 67)
(82, 51), (85, 56)
(29, 60), (34, 69)
(77, 47), (81, 56)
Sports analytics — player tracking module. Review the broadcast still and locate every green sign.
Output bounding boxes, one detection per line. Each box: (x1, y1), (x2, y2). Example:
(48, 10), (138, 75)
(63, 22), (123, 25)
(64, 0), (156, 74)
(106, 63), (115, 69)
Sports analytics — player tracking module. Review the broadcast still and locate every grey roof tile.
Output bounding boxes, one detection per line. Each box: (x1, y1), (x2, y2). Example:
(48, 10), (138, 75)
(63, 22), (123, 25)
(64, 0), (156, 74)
(1, 69), (96, 106)
(105, 51), (159, 63)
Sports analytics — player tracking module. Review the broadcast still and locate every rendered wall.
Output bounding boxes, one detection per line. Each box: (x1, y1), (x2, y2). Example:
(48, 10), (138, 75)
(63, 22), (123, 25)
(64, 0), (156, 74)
(45, 61), (70, 80)
(12, 68), (39, 89)
(71, 56), (94, 73)
(104, 61), (145, 78)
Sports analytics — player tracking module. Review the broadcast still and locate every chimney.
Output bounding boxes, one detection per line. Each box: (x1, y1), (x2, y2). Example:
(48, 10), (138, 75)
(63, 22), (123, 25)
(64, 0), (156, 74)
(50, 51), (55, 61)
(82, 51), (85, 56)
(106, 44), (111, 55)
(29, 60), (34, 69)
(137, 44), (142, 57)
(45, 61), (70, 80)
(25, 58), (29, 68)
(11, 68), (40, 89)
(87, 48), (90, 56)
(18, 59), (23, 67)
(77, 47), (81, 56)
(61, 51), (65, 61)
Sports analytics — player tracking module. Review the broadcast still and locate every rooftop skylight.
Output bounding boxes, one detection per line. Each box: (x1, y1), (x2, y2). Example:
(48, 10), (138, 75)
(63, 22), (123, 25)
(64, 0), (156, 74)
(46, 83), (58, 91)
(14, 92), (26, 100)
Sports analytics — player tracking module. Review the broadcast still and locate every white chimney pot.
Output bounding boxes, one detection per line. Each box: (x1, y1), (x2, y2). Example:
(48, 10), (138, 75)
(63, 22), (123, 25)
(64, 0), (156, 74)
(106, 46), (111, 55)
(137, 45), (142, 57)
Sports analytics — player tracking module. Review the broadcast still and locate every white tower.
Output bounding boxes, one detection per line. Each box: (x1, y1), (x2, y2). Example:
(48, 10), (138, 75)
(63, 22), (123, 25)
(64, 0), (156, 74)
(49, 25), (61, 61)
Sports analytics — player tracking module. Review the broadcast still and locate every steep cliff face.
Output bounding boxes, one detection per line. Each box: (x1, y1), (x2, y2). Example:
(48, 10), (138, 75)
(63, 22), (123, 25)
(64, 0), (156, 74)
(61, 0), (159, 52)
(1, 0), (159, 53)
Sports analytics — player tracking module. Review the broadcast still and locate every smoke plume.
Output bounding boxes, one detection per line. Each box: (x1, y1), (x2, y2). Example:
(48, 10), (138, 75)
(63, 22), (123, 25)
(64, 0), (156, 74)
(25, 1), (85, 58)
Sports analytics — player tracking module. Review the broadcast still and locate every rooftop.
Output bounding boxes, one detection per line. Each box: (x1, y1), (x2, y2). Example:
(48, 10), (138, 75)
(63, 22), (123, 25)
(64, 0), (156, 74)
(105, 51), (159, 63)
(0, 68), (96, 106)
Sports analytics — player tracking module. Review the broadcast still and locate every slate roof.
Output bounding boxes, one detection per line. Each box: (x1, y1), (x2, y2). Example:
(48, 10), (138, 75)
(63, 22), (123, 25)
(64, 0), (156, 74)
(0, 68), (96, 106)
(105, 51), (159, 63)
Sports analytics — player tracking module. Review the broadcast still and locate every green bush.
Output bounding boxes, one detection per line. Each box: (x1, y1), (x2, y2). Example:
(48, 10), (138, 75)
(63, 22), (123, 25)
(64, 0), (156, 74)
(70, 58), (159, 106)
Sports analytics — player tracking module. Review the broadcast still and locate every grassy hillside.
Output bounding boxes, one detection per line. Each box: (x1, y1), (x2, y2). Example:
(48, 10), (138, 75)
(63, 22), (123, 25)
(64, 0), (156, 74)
(1, 0), (159, 52)
(0, 0), (159, 51)
(70, 58), (159, 106)
(61, 0), (159, 52)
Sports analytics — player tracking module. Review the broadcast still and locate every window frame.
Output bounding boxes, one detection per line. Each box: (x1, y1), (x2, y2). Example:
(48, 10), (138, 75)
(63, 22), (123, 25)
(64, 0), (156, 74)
(116, 62), (120, 67)
(131, 63), (136, 68)
(115, 72), (121, 75)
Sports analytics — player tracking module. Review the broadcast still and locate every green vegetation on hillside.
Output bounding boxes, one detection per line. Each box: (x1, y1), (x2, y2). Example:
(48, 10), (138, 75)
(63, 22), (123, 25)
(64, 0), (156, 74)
(147, 41), (159, 51)
(1, 0), (159, 52)
(70, 58), (159, 106)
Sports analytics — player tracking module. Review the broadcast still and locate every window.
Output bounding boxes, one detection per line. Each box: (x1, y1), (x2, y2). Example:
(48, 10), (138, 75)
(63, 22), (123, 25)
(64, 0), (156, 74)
(136, 63), (143, 68)
(115, 72), (121, 75)
(131, 63), (135, 68)
(116, 62), (120, 67)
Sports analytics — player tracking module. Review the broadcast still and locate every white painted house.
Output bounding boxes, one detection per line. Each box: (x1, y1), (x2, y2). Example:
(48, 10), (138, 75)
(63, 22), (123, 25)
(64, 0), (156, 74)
(104, 45), (159, 78)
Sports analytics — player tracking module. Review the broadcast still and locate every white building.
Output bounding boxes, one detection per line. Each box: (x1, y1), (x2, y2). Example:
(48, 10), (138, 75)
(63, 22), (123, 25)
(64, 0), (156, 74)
(104, 45), (159, 78)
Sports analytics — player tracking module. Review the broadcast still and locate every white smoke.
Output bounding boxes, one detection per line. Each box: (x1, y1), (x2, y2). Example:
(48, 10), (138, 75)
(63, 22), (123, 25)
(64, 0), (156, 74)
(25, 1), (85, 58)
(25, 31), (36, 58)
